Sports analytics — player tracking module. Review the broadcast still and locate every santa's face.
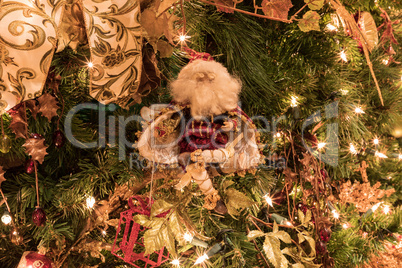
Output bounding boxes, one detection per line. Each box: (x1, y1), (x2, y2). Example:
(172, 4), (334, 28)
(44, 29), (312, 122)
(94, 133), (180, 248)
(170, 60), (241, 120)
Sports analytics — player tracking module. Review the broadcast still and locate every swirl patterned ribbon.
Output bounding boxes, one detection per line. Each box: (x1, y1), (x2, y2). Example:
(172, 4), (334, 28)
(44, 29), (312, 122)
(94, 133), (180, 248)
(0, 0), (142, 113)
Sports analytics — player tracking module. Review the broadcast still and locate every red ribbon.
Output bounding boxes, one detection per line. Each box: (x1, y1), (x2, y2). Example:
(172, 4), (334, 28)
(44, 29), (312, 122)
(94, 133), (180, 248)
(183, 47), (214, 62)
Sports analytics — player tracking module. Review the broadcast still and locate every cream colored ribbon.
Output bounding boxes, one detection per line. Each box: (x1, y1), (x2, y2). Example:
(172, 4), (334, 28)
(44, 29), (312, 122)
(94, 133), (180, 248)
(0, 0), (142, 113)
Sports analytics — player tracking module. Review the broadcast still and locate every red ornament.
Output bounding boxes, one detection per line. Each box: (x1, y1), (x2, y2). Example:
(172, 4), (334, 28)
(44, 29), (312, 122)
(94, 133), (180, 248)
(31, 133), (44, 139)
(297, 203), (308, 214)
(316, 240), (327, 255)
(25, 159), (35, 174)
(52, 130), (65, 148)
(32, 207), (46, 226)
(272, 191), (286, 205)
(319, 228), (331, 243)
(320, 169), (328, 179)
(17, 251), (54, 268)
(112, 196), (169, 268)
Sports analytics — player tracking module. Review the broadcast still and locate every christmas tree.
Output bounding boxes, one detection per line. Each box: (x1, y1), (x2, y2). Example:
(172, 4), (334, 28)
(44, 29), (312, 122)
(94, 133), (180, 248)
(0, 0), (401, 267)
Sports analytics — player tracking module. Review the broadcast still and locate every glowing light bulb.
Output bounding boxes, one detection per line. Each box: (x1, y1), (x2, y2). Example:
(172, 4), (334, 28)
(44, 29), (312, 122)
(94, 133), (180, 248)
(195, 254), (209, 265)
(1, 211), (12, 225)
(375, 151), (388, 159)
(179, 35), (186, 42)
(264, 195), (273, 207)
(332, 210), (339, 219)
(285, 221), (293, 227)
(317, 142), (326, 150)
(101, 230), (107, 236)
(373, 138), (379, 145)
(340, 89), (348, 95)
(275, 132), (281, 138)
(342, 223), (350, 229)
(399, 154), (402, 160)
(354, 107), (365, 114)
(340, 50), (347, 62)
(382, 205), (390, 215)
(86, 196), (96, 209)
(171, 259), (180, 266)
(87, 62), (94, 68)
(183, 232), (193, 242)
(349, 144), (358, 155)
(290, 96), (299, 107)
(326, 24), (337, 31)
(177, 34), (190, 44)
(371, 202), (382, 212)
(382, 59), (389, 65)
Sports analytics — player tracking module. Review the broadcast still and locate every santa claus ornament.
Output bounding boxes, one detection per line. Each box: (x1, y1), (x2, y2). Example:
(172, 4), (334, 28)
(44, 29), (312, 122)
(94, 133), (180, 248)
(17, 251), (54, 268)
(138, 59), (262, 214)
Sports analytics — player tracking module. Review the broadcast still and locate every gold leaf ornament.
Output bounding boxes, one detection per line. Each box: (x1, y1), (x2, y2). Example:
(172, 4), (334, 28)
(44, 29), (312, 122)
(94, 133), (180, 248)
(247, 230), (265, 241)
(133, 200), (181, 257)
(306, 0), (324, 11)
(297, 231), (316, 258)
(38, 93), (59, 121)
(23, 137), (48, 164)
(134, 214), (177, 256)
(141, 9), (166, 45)
(224, 187), (253, 216)
(168, 210), (186, 245)
(9, 104), (28, 139)
(357, 12), (379, 52)
(261, 0), (293, 20)
(298, 11), (321, 32)
(274, 230), (292, 244)
(142, 217), (168, 255)
(156, 39), (174, 58)
(264, 235), (289, 268)
(150, 199), (173, 217)
(298, 209), (312, 226)
(250, 223), (292, 268)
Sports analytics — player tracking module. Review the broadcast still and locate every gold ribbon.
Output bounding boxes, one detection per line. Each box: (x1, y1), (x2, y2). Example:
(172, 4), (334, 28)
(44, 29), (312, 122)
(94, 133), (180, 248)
(0, 0), (142, 110)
